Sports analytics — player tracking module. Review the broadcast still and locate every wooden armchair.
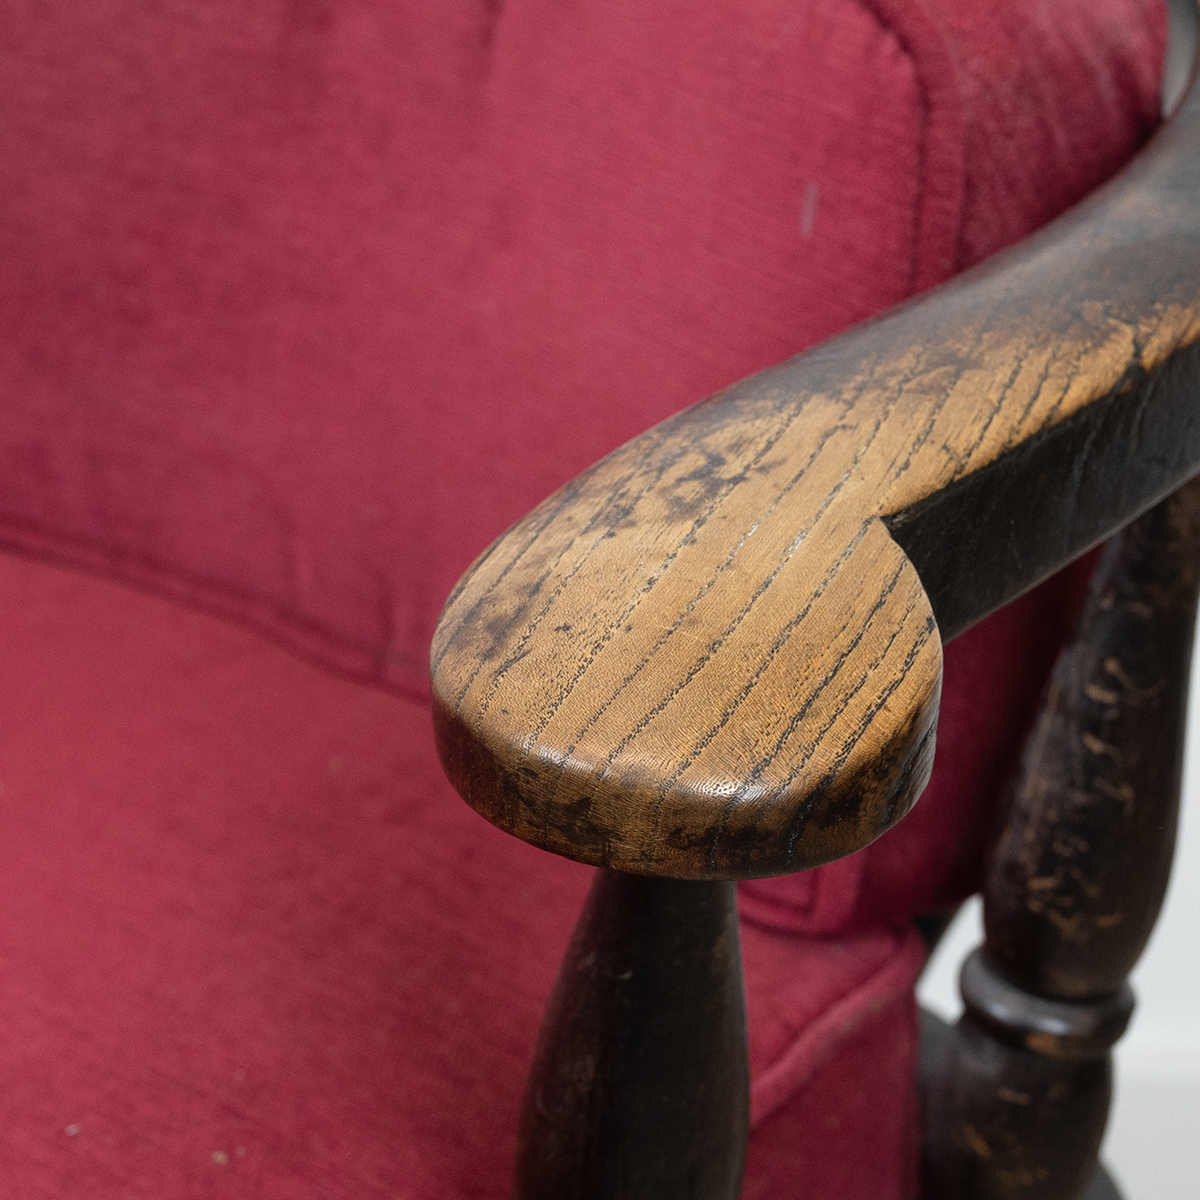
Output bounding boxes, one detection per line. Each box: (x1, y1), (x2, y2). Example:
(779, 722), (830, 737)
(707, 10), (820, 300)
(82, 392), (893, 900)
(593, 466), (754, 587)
(430, 2), (1200, 1196)
(0, 1), (1187, 1198)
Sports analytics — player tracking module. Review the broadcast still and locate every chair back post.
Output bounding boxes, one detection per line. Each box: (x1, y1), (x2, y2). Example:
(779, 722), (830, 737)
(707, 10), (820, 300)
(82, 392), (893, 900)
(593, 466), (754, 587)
(514, 871), (749, 1199)
(923, 475), (1200, 1199)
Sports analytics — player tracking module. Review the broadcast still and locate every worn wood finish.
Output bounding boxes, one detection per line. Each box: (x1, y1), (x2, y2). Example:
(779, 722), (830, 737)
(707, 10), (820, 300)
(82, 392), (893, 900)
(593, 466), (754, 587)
(431, 60), (1200, 879)
(918, 1009), (1125, 1200)
(923, 477), (1200, 1200)
(923, 980), (1120, 1200)
(514, 872), (748, 1200)
(986, 477), (1200, 999)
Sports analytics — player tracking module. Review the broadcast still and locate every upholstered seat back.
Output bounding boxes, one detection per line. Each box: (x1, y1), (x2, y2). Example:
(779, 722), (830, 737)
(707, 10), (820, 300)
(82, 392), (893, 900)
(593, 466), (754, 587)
(0, 0), (1163, 696)
(0, 5), (1168, 1196)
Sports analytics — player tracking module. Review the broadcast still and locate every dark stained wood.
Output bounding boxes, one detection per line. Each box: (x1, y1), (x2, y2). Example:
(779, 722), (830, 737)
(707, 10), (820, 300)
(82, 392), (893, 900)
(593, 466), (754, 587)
(431, 59), (1200, 879)
(514, 871), (748, 1200)
(922, 477), (1200, 1200)
(985, 477), (1200, 999)
(922, 988), (1117, 1200)
(957, 952), (1134, 1061)
(919, 1008), (1127, 1200)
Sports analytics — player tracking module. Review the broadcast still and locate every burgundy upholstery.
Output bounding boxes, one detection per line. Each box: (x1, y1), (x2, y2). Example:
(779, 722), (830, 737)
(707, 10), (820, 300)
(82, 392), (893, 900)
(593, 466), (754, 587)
(0, 1), (1164, 1196)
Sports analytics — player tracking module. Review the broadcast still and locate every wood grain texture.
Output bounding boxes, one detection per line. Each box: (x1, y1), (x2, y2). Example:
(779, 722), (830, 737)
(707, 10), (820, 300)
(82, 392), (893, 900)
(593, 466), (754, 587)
(431, 69), (1200, 879)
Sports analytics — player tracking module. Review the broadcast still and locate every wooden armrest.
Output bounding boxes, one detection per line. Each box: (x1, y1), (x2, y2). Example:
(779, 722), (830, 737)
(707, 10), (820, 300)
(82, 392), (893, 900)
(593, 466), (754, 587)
(431, 70), (1200, 881)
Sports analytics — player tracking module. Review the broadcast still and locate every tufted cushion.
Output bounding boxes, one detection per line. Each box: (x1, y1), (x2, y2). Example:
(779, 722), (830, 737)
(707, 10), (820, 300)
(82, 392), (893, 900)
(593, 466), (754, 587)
(0, 0), (1165, 1196)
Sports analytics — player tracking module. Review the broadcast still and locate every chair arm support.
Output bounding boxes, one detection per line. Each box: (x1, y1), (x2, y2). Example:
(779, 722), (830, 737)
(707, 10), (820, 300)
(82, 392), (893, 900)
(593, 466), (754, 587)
(430, 62), (1200, 880)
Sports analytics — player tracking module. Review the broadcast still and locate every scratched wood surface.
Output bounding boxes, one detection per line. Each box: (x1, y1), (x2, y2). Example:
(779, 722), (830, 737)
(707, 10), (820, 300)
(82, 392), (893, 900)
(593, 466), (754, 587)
(923, 477), (1200, 1200)
(431, 68), (1200, 880)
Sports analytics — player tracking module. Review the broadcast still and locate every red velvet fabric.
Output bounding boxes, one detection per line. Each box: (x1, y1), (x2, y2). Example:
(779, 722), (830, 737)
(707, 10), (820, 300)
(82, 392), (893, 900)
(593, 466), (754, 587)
(0, 552), (926, 1198)
(0, 0), (1162, 698)
(0, 1), (1166, 1196)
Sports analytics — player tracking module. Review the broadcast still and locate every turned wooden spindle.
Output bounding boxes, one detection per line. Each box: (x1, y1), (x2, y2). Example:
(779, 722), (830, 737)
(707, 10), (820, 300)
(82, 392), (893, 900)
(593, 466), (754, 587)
(514, 872), (749, 1200)
(431, 26), (1200, 1195)
(924, 475), (1200, 1200)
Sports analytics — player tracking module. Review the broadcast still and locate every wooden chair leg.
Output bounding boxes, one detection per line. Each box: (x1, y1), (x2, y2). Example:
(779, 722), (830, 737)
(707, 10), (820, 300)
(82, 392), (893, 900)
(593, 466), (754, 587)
(923, 477), (1200, 1199)
(919, 1010), (1125, 1200)
(514, 871), (749, 1200)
